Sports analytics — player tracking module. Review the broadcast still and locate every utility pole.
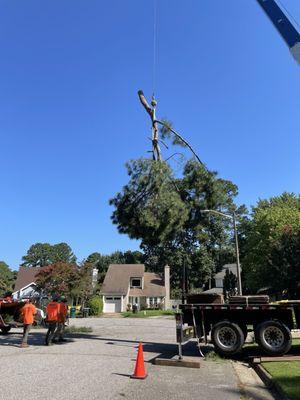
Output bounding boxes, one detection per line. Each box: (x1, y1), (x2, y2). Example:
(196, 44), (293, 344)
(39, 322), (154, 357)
(233, 212), (242, 295)
(182, 259), (186, 304)
(200, 209), (243, 295)
(138, 90), (161, 161)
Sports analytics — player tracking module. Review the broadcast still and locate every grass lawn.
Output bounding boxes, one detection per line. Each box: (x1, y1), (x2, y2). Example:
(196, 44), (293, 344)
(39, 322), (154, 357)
(262, 361), (300, 400)
(121, 309), (175, 318)
(292, 338), (300, 346)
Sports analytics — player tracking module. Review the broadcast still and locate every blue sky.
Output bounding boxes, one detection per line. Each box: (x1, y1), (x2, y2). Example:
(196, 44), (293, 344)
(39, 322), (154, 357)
(1, 1), (300, 269)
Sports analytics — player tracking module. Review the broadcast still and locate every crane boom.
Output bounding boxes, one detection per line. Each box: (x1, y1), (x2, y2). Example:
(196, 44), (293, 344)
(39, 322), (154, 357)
(256, 0), (300, 63)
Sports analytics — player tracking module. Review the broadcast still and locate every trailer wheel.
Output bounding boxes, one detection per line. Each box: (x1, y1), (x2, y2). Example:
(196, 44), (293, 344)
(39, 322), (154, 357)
(256, 320), (292, 356)
(1, 326), (11, 334)
(211, 321), (245, 356)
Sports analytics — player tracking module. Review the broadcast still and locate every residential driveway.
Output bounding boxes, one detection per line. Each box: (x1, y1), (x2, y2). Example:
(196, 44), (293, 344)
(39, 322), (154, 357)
(0, 317), (241, 400)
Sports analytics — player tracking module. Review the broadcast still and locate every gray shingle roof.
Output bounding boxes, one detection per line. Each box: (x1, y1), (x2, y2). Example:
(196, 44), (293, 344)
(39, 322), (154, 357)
(129, 272), (165, 297)
(14, 266), (46, 291)
(101, 265), (166, 297)
(101, 264), (144, 295)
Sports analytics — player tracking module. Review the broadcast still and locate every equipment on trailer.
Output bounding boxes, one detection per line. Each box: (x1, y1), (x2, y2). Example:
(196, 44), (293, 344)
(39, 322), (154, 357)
(177, 298), (300, 357)
(0, 300), (25, 333)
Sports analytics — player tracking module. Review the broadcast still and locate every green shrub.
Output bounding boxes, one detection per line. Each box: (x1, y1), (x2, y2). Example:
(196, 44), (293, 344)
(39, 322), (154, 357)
(88, 295), (103, 316)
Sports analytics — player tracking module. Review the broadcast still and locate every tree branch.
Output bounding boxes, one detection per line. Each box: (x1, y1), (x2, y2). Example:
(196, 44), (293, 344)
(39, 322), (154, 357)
(155, 119), (205, 166)
(138, 90), (153, 119)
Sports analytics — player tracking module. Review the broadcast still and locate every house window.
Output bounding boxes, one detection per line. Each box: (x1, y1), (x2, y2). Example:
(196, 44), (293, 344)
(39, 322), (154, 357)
(129, 297), (139, 305)
(149, 297), (158, 308)
(130, 278), (142, 288)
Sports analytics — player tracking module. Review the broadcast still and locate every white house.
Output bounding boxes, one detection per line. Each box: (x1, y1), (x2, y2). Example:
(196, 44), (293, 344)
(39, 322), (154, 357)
(101, 264), (170, 313)
(12, 266), (43, 299)
(12, 265), (99, 300)
(204, 263), (239, 294)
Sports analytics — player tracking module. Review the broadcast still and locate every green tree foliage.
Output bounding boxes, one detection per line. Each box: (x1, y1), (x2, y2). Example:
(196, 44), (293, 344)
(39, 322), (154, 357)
(159, 119), (187, 147)
(22, 242), (77, 267)
(85, 252), (102, 265)
(110, 158), (243, 291)
(223, 269), (237, 297)
(110, 159), (188, 246)
(123, 250), (145, 264)
(86, 252), (121, 283)
(50, 243), (77, 264)
(36, 262), (95, 305)
(71, 262), (94, 305)
(88, 295), (103, 315)
(22, 243), (53, 267)
(35, 262), (80, 297)
(0, 261), (15, 295)
(268, 228), (300, 298)
(242, 193), (300, 296)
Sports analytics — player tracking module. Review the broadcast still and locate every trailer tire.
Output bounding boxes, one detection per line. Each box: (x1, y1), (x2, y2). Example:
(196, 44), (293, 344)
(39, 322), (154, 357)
(256, 320), (292, 356)
(211, 321), (245, 356)
(1, 326), (11, 334)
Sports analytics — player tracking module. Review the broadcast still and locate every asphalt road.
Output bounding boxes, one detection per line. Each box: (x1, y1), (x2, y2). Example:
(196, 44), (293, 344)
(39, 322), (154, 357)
(0, 317), (241, 400)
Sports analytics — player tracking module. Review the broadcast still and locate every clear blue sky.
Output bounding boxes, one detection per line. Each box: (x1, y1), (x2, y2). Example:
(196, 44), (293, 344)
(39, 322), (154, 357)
(1, 1), (300, 269)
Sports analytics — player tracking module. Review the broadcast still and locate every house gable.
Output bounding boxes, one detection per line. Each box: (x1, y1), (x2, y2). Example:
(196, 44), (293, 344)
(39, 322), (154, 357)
(14, 266), (47, 292)
(102, 264), (169, 313)
(129, 272), (165, 297)
(101, 265), (166, 298)
(101, 264), (145, 295)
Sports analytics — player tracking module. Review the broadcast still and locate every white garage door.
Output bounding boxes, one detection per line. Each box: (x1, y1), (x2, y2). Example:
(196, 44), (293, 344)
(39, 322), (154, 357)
(104, 297), (122, 313)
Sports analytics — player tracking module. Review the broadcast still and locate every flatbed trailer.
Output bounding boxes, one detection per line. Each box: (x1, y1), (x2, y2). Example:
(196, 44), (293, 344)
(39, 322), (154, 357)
(178, 301), (300, 357)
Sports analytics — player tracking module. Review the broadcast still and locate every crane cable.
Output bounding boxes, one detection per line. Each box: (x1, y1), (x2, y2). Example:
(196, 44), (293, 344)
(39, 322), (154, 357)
(152, 0), (158, 98)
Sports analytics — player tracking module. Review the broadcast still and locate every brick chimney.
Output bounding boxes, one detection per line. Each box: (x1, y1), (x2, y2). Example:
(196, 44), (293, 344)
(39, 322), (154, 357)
(164, 265), (170, 310)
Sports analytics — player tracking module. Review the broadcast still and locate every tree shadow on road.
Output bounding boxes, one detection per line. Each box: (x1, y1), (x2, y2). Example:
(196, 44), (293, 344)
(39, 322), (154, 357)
(0, 331), (207, 365)
(6, 330), (299, 361)
(62, 333), (300, 361)
(65, 333), (209, 361)
(0, 331), (75, 348)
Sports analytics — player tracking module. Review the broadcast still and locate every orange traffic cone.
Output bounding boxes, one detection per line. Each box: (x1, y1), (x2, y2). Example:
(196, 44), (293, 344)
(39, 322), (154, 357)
(131, 342), (147, 379)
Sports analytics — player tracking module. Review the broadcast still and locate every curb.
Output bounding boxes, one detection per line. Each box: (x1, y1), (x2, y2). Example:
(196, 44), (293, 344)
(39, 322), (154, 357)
(232, 360), (276, 400)
(251, 362), (290, 400)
